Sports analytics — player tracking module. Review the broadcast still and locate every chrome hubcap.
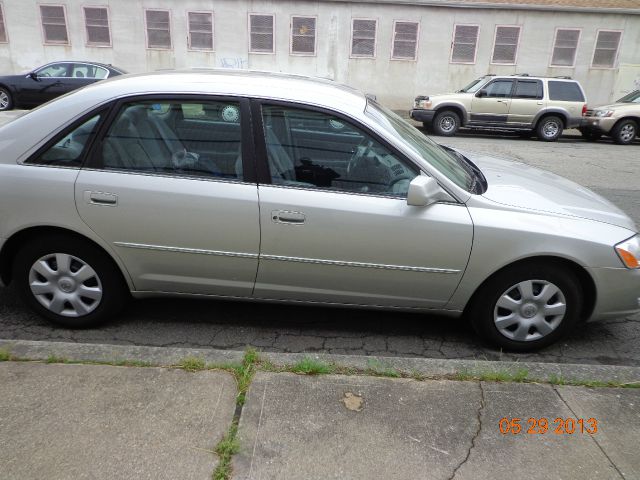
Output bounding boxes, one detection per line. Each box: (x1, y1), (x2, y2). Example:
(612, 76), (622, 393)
(493, 279), (566, 342)
(543, 121), (559, 138)
(440, 116), (456, 132)
(620, 124), (635, 142)
(0, 92), (8, 110)
(28, 253), (103, 317)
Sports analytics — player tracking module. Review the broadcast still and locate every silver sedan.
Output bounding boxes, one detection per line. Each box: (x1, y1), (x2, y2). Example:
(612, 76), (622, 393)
(0, 70), (638, 351)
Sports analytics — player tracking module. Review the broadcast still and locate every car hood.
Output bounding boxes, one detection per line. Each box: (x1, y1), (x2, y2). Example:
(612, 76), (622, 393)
(462, 151), (636, 231)
(592, 102), (640, 113)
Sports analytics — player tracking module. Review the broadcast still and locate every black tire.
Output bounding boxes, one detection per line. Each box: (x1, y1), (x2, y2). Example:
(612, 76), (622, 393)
(518, 130), (534, 139)
(432, 110), (460, 136)
(611, 119), (637, 145)
(13, 234), (127, 328)
(536, 116), (564, 142)
(0, 86), (13, 111)
(579, 128), (602, 142)
(468, 263), (582, 352)
(422, 121), (432, 131)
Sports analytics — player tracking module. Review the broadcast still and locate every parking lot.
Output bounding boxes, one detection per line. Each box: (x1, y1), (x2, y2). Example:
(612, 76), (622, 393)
(0, 112), (638, 365)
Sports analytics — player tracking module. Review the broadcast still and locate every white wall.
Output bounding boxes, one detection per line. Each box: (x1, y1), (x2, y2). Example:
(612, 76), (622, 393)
(0, 0), (639, 108)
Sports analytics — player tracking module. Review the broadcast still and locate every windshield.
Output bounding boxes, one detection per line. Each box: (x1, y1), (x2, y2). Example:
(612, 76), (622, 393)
(459, 77), (487, 93)
(365, 99), (476, 193)
(616, 90), (640, 103)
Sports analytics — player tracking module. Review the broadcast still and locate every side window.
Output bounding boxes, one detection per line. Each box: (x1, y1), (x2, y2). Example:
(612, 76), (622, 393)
(99, 100), (243, 181)
(513, 80), (542, 100)
(548, 81), (585, 102)
(260, 105), (418, 196)
(484, 80), (514, 98)
(36, 63), (69, 78)
(26, 114), (103, 167)
(71, 64), (108, 79)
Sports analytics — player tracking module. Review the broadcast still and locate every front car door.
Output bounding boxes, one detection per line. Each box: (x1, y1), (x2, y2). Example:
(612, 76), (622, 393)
(507, 79), (544, 126)
(252, 101), (473, 308)
(469, 79), (514, 125)
(17, 62), (72, 106)
(74, 96), (261, 296)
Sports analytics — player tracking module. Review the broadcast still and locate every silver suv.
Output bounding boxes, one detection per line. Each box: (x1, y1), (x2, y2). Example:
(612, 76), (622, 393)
(411, 74), (587, 141)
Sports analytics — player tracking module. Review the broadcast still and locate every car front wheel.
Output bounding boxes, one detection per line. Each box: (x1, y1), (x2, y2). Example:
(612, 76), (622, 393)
(433, 110), (460, 136)
(611, 119), (637, 145)
(469, 263), (582, 351)
(13, 235), (127, 328)
(537, 116), (564, 142)
(0, 87), (13, 111)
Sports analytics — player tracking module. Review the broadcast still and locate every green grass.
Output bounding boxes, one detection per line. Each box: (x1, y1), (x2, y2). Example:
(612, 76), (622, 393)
(365, 359), (401, 378)
(212, 421), (240, 480)
(46, 355), (68, 364)
(178, 356), (206, 372)
(548, 374), (640, 389)
(0, 348), (10, 361)
(453, 368), (529, 383)
(290, 357), (335, 375)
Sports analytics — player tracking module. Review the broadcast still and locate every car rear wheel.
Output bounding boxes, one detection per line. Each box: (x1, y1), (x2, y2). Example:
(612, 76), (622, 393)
(469, 263), (582, 351)
(0, 87), (13, 111)
(537, 116), (563, 142)
(433, 110), (460, 136)
(611, 119), (637, 145)
(13, 235), (127, 328)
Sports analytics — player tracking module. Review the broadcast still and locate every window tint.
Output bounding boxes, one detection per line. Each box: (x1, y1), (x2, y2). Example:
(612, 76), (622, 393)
(27, 114), (102, 167)
(36, 63), (70, 77)
(484, 80), (514, 98)
(513, 80), (542, 100)
(72, 64), (108, 79)
(261, 105), (418, 196)
(548, 81), (584, 102)
(99, 100), (243, 181)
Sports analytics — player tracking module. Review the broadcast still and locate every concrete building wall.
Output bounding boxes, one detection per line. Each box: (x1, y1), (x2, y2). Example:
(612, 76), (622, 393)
(0, 0), (639, 108)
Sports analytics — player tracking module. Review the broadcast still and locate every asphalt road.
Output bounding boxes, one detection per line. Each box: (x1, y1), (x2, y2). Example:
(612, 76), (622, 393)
(0, 114), (638, 365)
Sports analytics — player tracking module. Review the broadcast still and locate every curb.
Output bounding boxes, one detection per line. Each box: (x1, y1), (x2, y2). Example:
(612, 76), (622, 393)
(1, 338), (639, 384)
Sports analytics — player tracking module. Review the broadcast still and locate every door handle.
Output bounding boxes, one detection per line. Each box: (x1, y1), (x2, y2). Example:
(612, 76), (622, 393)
(497, 100), (507, 103)
(271, 210), (306, 225)
(84, 190), (118, 206)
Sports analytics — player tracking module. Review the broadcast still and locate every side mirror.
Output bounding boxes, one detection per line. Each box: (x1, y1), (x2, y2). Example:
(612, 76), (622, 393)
(407, 175), (446, 207)
(27, 72), (39, 81)
(476, 89), (487, 98)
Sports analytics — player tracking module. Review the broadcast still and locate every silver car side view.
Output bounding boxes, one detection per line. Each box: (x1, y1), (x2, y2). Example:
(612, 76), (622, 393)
(0, 70), (638, 351)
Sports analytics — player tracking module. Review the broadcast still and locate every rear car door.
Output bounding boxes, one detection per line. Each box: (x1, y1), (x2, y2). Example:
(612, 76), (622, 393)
(470, 79), (514, 124)
(74, 96), (260, 296)
(252, 101), (473, 308)
(507, 79), (544, 126)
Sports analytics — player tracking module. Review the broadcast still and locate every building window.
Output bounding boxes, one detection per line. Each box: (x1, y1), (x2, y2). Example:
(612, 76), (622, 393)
(83, 7), (110, 46)
(40, 5), (69, 44)
(145, 9), (171, 49)
(491, 25), (521, 64)
(550, 29), (580, 67)
(351, 19), (376, 58)
(249, 14), (274, 53)
(392, 21), (419, 60)
(451, 24), (479, 63)
(188, 11), (213, 50)
(0, 3), (7, 43)
(592, 30), (622, 68)
(291, 16), (316, 55)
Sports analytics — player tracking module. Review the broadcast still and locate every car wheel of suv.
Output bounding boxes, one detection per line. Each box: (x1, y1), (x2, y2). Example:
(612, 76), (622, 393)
(537, 116), (563, 142)
(0, 87), (13, 111)
(579, 128), (602, 142)
(611, 119), (637, 145)
(13, 234), (127, 328)
(469, 263), (582, 351)
(433, 110), (460, 136)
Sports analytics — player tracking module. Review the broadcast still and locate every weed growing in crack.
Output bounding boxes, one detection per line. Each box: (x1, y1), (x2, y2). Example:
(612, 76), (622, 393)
(453, 368), (529, 383)
(46, 355), (68, 364)
(290, 357), (335, 375)
(179, 356), (206, 372)
(212, 421), (240, 480)
(366, 358), (400, 378)
(0, 348), (10, 361)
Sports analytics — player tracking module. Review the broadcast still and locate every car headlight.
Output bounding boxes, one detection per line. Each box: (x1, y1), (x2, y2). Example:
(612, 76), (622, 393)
(594, 110), (614, 117)
(414, 96), (432, 109)
(615, 235), (640, 269)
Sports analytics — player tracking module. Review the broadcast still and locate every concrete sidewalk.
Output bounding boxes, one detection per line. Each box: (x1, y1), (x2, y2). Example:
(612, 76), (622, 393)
(1, 357), (638, 480)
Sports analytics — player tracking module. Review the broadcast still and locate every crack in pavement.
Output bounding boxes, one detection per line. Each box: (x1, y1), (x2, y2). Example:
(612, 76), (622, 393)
(448, 381), (485, 480)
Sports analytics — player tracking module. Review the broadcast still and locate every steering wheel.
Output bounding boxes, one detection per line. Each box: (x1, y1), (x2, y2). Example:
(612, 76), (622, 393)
(346, 139), (374, 176)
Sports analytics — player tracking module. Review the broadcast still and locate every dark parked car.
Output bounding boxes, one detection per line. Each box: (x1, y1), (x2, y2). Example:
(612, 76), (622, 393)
(0, 61), (126, 111)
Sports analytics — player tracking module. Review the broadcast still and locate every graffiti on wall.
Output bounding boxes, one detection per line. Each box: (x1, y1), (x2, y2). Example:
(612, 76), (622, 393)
(219, 57), (249, 69)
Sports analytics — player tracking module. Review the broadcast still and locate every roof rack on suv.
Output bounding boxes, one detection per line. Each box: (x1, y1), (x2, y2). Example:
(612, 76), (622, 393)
(553, 75), (572, 79)
(510, 73), (530, 77)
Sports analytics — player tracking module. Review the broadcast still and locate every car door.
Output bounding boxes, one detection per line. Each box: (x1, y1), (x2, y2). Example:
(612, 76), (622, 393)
(507, 79), (544, 126)
(252, 101), (473, 308)
(17, 62), (73, 106)
(469, 79), (514, 125)
(74, 96), (261, 296)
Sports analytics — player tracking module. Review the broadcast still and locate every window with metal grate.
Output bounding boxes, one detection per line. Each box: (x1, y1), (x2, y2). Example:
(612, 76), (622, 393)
(492, 25), (521, 64)
(188, 12), (213, 50)
(84, 7), (110, 46)
(451, 25), (479, 63)
(40, 5), (69, 44)
(291, 16), (316, 55)
(351, 19), (376, 57)
(550, 29), (580, 67)
(0, 4), (7, 43)
(392, 21), (419, 60)
(146, 9), (171, 49)
(250, 14), (274, 53)
(592, 30), (622, 68)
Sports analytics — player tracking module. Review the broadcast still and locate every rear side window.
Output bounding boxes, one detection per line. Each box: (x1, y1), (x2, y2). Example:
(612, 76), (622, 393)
(513, 80), (543, 100)
(548, 81), (584, 102)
